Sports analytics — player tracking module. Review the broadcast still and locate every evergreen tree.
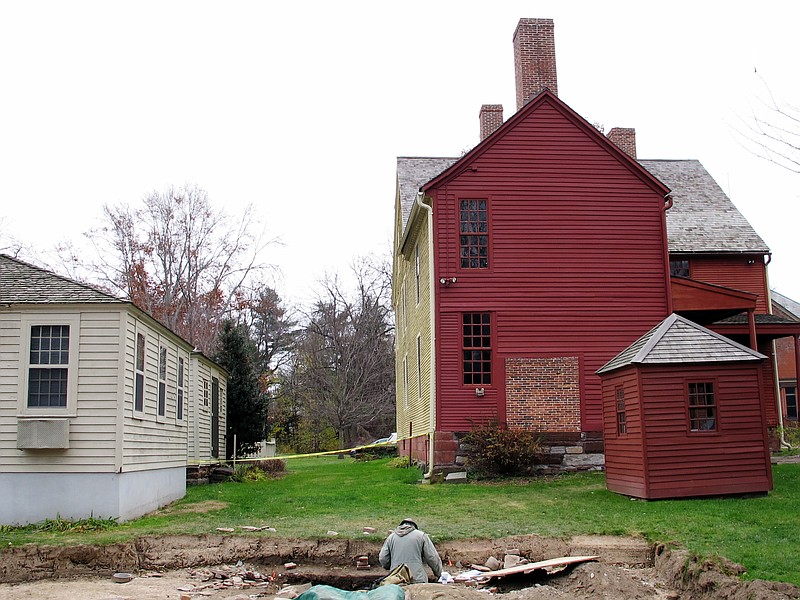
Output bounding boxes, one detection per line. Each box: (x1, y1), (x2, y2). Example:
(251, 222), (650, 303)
(214, 319), (268, 458)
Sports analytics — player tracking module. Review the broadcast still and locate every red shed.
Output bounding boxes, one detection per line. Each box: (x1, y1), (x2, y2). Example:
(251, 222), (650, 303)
(597, 314), (773, 499)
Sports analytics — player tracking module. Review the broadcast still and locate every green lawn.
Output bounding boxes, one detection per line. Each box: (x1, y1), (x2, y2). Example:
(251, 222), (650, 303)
(2, 456), (799, 586)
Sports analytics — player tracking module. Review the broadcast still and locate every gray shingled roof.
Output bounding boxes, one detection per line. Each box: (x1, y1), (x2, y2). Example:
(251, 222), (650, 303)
(395, 157), (767, 256)
(597, 313), (766, 374)
(397, 157), (458, 230)
(714, 312), (799, 325)
(771, 290), (800, 320)
(640, 160), (769, 254)
(0, 254), (123, 304)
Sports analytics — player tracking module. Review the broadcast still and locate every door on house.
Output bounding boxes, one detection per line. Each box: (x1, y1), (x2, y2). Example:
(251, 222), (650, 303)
(211, 377), (220, 458)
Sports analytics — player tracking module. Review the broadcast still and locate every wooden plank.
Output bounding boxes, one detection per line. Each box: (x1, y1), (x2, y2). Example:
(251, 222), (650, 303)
(483, 555), (600, 579)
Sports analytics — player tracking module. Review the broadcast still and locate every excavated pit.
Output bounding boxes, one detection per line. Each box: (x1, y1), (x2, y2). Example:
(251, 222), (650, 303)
(1, 535), (798, 599)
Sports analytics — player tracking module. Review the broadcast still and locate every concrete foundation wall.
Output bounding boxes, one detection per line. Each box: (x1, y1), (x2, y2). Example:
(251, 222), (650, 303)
(0, 467), (186, 525)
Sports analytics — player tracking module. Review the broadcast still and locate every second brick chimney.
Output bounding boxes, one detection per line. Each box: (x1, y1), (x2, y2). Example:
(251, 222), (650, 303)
(606, 127), (637, 159)
(479, 104), (504, 141)
(513, 18), (558, 110)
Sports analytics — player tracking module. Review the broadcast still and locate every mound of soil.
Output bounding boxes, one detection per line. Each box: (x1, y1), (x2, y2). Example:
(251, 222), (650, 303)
(0, 535), (797, 600)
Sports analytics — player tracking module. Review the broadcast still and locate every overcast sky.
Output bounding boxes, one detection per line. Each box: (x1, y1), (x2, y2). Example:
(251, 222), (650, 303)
(1, 1), (798, 306)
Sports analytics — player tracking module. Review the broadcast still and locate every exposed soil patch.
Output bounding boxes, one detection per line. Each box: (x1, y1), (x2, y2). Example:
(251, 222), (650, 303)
(0, 535), (797, 599)
(160, 500), (230, 515)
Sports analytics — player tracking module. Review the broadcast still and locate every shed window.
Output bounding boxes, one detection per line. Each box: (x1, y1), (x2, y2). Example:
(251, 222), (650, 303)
(462, 312), (491, 385)
(786, 386), (797, 421)
(615, 387), (627, 435)
(134, 333), (145, 412)
(688, 381), (716, 431)
(459, 199), (488, 269)
(27, 325), (70, 408)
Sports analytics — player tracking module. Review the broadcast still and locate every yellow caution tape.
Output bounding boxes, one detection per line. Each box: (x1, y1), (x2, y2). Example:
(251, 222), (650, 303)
(187, 440), (398, 465)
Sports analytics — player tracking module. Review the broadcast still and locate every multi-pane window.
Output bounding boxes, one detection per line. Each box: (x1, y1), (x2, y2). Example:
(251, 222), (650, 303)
(459, 199), (488, 269)
(462, 312), (491, 385)
(177, 357), (185, 420)
(202, 378), (209, 407)
(27, 325), (70, 408)
(158, 347), (167, 417)
(688, 381), (716, 431)
(670, 259), (689, 278)
(134, 333), (145, 412)
(786, 386), (798, 421)
(615, 387), (627, 435)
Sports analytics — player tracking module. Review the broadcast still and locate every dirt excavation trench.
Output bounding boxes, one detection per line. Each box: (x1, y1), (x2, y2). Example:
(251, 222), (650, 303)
(1, 534), (798, 600)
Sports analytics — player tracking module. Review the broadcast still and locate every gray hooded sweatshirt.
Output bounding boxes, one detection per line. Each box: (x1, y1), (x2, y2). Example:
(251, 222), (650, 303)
(378, 522), (443, 584)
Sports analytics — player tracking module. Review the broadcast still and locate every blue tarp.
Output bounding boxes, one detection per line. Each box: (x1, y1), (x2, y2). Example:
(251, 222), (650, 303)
(296, 584), (406, 600)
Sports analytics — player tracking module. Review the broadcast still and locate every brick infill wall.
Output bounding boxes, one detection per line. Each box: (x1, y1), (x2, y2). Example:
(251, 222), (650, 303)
(505, 356), (581, 432)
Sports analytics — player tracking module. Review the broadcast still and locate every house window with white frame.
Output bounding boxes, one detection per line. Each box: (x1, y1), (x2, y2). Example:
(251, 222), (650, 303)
(158, 346), (167, 417)
(134, 333), (145, 412)
(202, 377), (209, 407)
(177, 356), (185, 420)
(27, 325), (70, 408)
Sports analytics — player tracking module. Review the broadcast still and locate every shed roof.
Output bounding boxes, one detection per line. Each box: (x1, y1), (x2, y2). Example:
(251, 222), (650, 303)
(597, 313), (766, 374)
(0, 254), (123, 304)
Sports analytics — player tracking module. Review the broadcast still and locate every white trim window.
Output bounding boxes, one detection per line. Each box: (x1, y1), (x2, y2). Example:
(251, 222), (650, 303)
(27, 325), (70, 407)
(177, 356), (185, 421)
(134, 332), (146, 413)
(157, 346), (167, 417)
(20, 315), (79, 416)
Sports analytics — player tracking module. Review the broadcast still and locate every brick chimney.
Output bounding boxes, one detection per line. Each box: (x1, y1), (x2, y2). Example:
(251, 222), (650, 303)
(479, 104), (504, 141)
(513, 18), (558, 110)
(606, 127), (637, 159)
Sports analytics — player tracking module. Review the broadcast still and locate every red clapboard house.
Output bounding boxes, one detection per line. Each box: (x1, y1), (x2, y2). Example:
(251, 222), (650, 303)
(391, 18), (800, 495)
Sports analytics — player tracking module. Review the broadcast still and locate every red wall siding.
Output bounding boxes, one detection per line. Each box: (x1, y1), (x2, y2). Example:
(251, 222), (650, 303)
(432, 99), (670, 434)
(689, 256), (769, 313)
(776, 336), (797, 379)
(638, 364), (772, 498)
(601, 369), (647, 498)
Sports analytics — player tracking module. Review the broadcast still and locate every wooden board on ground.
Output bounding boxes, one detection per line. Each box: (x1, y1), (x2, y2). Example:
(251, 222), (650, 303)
(482, 555), (600, 579)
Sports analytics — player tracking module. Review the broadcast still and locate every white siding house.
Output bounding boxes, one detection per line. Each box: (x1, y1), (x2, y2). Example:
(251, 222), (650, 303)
(0, 255), (228, 525)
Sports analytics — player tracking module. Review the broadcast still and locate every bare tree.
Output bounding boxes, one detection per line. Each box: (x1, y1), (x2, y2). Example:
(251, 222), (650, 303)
(290, 257), (395, 449)
(734, 74), (800, 173)
(75, 183), (273, 353)
(0, 218), (26, 258)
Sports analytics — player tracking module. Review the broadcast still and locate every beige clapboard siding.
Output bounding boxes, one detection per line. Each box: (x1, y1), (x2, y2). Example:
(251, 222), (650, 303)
(122, 312), (189, 471)
(0, 308), (124, 471)
(394, 210), (433, 439)
(0, 313), (22, 450)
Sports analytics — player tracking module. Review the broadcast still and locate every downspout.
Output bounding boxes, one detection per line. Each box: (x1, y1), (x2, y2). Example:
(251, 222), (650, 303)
(416, 190), (438, 478)
(766, 284), (791, 450)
